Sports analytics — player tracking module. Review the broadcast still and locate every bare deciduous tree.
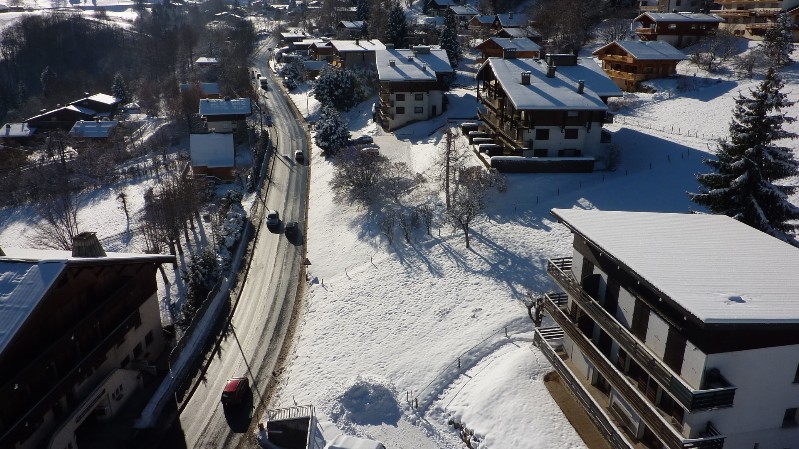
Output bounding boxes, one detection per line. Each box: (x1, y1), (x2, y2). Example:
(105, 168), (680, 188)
(448, 167), (491, 249)
(34, 190), (81, 250)
(690, 29), (739, 72)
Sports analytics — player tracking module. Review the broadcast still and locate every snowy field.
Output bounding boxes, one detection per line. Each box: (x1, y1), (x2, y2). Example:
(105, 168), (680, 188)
(1, 11), (798, 446)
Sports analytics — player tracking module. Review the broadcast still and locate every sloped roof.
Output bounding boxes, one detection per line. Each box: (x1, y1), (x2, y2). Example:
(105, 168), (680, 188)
(449, 4), (478, 15)
(477, 57), (621, 111)
(190, 133), (235, 168)
(594, 40), (686, 60)
(376, 47), (453, 82)
(199, 98), (252, 116)
(551, 209), (799, 324)
(303, 60), (329, 71)
(0, 249), (173, 356)
(495, 13), (528, 27)
(338, 20), (365, 29)
(70, 120), (119, 138)
(477, 37), (541, 52)
(634, 12), (724, 23)
(196, 56), (219, 64)
(85, 93), (121, 105)
(427, 0), (456, 7)
(180, 82), (221, 96)
(472, 15), (495, 24)
(26, 105), (96, 122)
(330, 39), (385, 52)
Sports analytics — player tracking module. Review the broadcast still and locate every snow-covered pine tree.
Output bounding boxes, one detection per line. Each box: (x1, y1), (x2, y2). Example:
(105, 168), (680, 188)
(111, 72), (129, 104)
(690, 67), (799, 241)
(386, 1), (408, 48)
(312, 66), (360, 110)
(355, 0), (370, 22)
(762, 11), (794, 67)
(315, 105), (351, 154)
(440, 10), (461, 67)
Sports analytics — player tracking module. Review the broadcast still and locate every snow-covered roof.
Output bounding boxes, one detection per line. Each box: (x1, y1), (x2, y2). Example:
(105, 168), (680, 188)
(195, 56), (219, 64)
(495, 27), (533, 38)
(427, 0), (456, 6)
(199, 98), (252, 116)
(635, 12), (724, 23)
(375, 47), (453, 82)
(594, 40), (686, 61)
(449, 4), (478, 15)
(330, 39), (385, 53)
(0, 249), (174, 356)
(190, 132), (235, 168)
(70, 120), (119, 138)
(551, 209), (799, 324)
(66, 104), (96, 115)
(180, 82), (221, 96)
(495, 13), (528, 27)
(303, 60), (329, 71)
(472, 15), (495, 24)
(480, 37), (541, 52)
(1, 123), (35, 138)
(85, 93), (121, 105)
(478, 57), (621, 111)
(338, 20), (365, 29)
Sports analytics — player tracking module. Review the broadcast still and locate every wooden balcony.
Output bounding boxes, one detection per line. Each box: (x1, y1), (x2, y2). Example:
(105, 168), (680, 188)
(547, 258), (736, 413)
(605, 69), (651, 82)
(600, 54), (633, 64)
(477, 110), (522, 151)
(536, 293), (727, 449)
(635, 27), (657, 35)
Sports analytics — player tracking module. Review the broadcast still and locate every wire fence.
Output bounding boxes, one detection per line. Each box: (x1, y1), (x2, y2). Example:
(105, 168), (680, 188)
(613, 115), (725, 142)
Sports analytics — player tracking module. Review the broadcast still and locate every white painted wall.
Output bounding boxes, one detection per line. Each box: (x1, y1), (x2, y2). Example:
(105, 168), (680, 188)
(683, 344), (799, 449)
(571, 249), (585, 281)
(680, 340), (705, 389)
(644, 312), (668, 360)
(389, 90), (444, 130)
(616, 288), (635, 329)
(521, 123), (604, 158)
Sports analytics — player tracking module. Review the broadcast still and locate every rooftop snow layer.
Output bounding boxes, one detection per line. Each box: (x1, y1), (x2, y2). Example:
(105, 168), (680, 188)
(329, 39), (385, 52)
(480, 57), (620, 111)
(484, 37), (541, 52)
(86, 93), (121, 105)
(595, 40), (686, 60)
(199, 98), (252, 116)
(190, 133), (235, 168)
(635, 12), (724, 23)
(376, 47), (453, 82)
(551, 209), (799, 324)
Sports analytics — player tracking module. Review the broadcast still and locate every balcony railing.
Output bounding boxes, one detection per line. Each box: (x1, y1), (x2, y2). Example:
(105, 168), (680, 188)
(547, 258), (736, 412)
(604, 69), (651, 82)
(477, 110), (522, 150)
(534, 329), (633, 449)
(635, 27), (657, 34)
(538, 295), (726, 449)
(600, 54), (633, 64)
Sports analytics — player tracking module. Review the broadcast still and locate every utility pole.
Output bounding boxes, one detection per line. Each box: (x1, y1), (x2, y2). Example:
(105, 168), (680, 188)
(445, 129), (452, 210)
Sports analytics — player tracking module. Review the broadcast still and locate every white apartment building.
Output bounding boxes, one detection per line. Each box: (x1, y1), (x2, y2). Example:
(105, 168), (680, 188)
(535, 209), (799, 449)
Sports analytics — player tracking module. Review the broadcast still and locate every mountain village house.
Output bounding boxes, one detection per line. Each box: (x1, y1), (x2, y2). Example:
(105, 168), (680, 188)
(592, 40), (686, 92)
(189, 132), (236, 181)
(198, 97), (252, 132)
(634, 12), (724, 47)
(327, 39), (386, 69)
(25, 93), (122, 132)
(535, 209), (799, 449)
(637, 0), (705, 13)
(0, 236), (173, 449)
(711, 0), (799, 41)
(475, 37), (541, 63)
(375, 45), (454, 131)
(475, 54), (622, 172)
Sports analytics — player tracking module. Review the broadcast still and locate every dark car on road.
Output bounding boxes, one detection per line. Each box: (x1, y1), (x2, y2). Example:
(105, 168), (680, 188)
(284, 221), (299, 240)
(221, 377), (249, 406)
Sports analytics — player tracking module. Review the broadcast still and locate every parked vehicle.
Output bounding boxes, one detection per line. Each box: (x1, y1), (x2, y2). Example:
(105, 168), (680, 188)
(221, 377), (249, 405)
(350, 135), (373, 145)
(294, 150), (304, 162)
(285, 221), (299, 239)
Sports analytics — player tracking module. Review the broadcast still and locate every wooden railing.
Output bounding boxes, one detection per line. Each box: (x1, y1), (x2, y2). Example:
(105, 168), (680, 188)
(539, 293), (727, 449)
(604, 69), (651, 82)
(534, 329), (633, 449)
(547, 258), (736, 412)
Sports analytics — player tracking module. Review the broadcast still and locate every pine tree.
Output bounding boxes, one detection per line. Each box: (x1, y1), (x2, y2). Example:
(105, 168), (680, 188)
(762, 11), (794, 67)
(440, 10), (461, 67)
(40, 65), (56, 98)
(385, 1), (408, 48)
(315, 105), (351, 154)
(691, 67), (799, 241)
(111, 72), (130, 104)
(312, 66), (361, 111)
(356, 0), (370, 21)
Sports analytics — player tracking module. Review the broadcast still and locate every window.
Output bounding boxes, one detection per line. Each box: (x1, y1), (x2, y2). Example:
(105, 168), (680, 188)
(783, 408), (797, 427)
(396, 106), (405, 114)
(535, 129), (549, 140)
(533, 148), (548, 157)
(564, 128), (579, 139)
(668, 24), (677, 30)
(145, 330), (154, 347)
(414, 93), (424, 101)
(414, 106), (423, 114)
(395, 93), (405, 101)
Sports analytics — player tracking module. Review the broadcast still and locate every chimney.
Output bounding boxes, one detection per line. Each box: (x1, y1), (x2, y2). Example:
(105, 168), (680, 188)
(422, 63), (427, 71)
(355, 38), (359, 45)
(503, 47), (517, 59)
(546, 65), (556, 78)
(408, 56), (414, 62)
(509, 12), (513, 19)
(577, 80), (585, 94)
(224, 96), (231, 101)
(520, 71), (531, 85)
(389, 59), (396, 66)
(71, 232), (106, 258)
(385, 43), (394, 49)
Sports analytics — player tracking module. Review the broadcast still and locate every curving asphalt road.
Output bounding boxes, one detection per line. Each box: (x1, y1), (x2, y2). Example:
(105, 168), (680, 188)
(164, 35), (309, 449)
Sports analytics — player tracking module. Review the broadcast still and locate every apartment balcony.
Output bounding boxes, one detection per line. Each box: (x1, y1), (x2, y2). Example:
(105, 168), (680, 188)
(547, 258), (736, 413)
(635, 27), (657, 35)
(535, 295), (725, 449)
(600, 54), (633, 64)
(605, 69), (651, 82)
(476, 110), (523, 150)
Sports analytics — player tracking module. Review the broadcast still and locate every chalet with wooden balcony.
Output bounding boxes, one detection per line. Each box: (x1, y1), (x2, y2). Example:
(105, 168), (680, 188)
(468, 14), (496, 31)
(493, 12), (529, 29)
(634, 12), (724, 47)
(712, 0), (799, 41)
(475, 37), (541, 63)
(375, 46), (453, 131)
(593, 40), (686, 92)
(424, 0), (456, 16)
(198, 97), (252, 132)
(475, 54), (621, 170)
(328, 39), (385, 69)
(535, 209), (799, 449)
(0, 237), (174, 449)
(637, 0), (705, 13)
